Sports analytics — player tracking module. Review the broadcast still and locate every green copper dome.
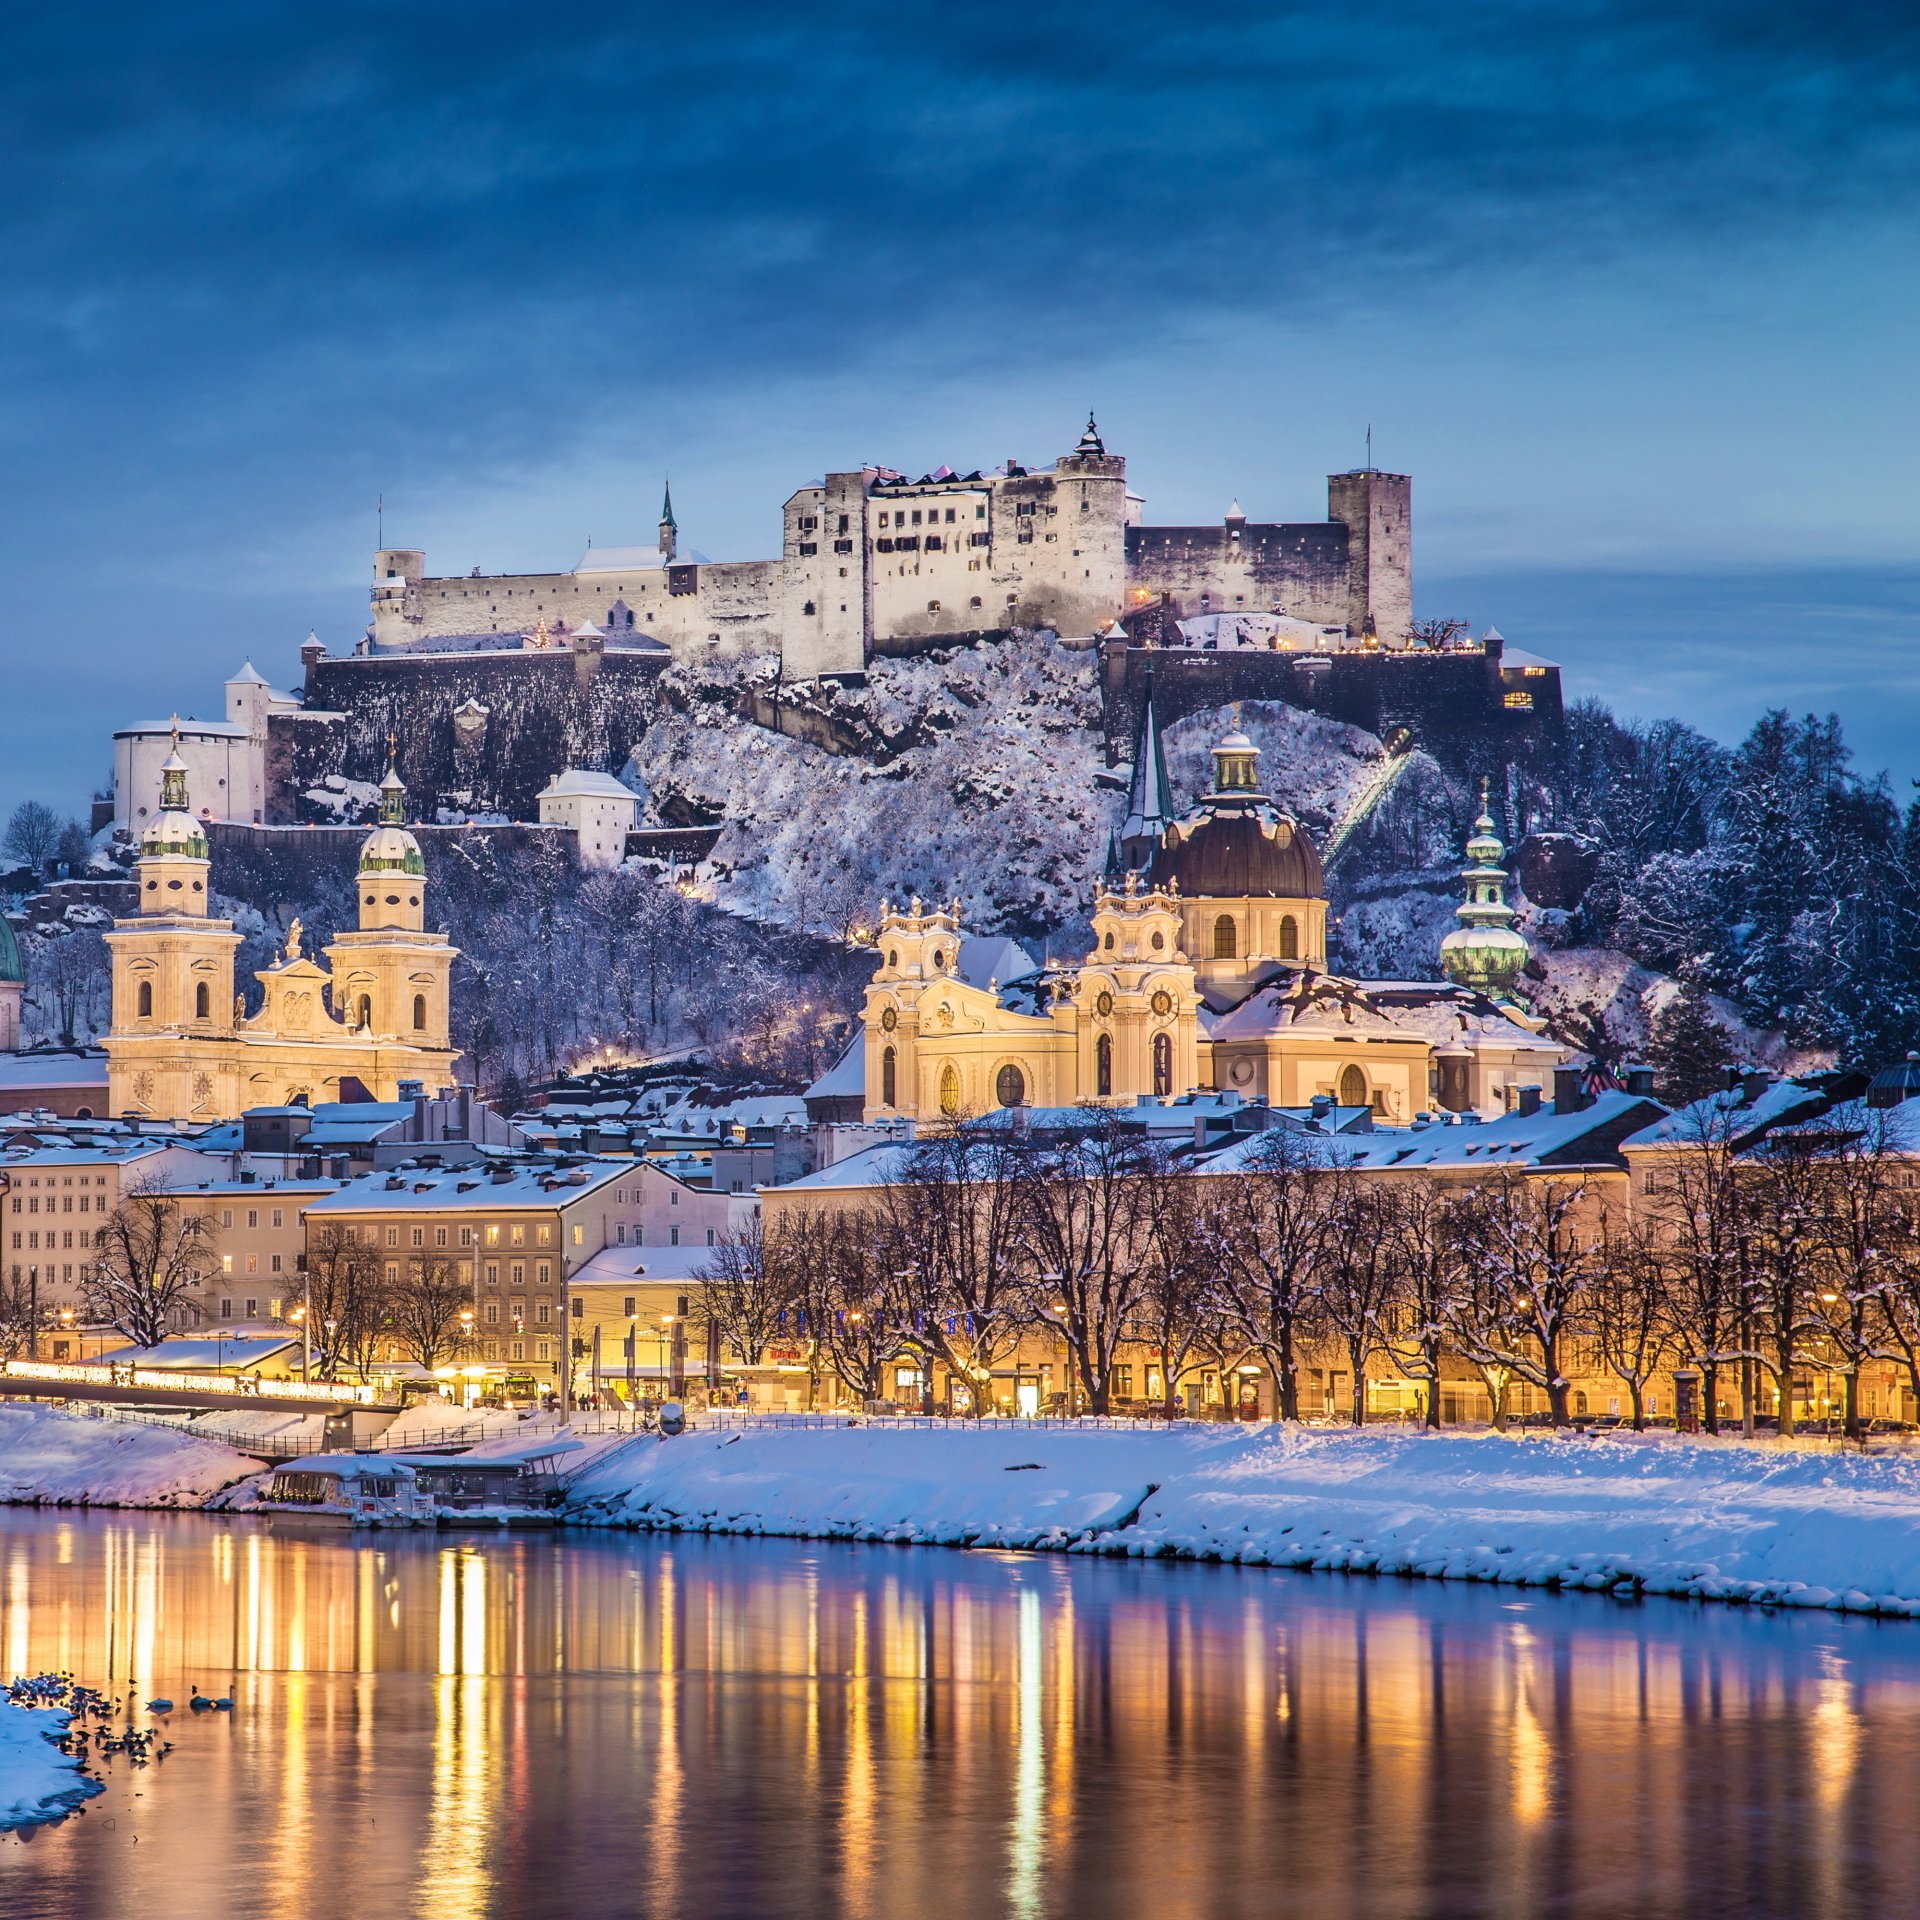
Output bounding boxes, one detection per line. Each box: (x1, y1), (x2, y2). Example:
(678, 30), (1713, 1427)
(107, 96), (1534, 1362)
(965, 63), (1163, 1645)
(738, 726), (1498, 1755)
(358, 756), (426, 876)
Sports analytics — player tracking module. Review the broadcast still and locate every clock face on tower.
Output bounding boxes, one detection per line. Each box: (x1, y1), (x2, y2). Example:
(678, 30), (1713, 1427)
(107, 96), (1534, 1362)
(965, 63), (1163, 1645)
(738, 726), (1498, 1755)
(1095, 990), (1114, 1017)
(1151, 989), (1173, 1016)
(880, 1007), (898, 1032)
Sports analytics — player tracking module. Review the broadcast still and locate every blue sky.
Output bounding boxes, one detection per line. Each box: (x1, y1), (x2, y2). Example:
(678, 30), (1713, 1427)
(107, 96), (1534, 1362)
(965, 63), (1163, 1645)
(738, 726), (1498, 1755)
(5, 0), (1920, 815)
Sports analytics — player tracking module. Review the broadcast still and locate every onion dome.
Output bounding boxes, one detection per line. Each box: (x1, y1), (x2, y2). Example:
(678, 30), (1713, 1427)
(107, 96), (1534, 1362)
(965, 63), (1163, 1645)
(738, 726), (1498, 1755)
(1439, 781), (1530, 996)
(1146, 725), (1325, 899)
(141, 745), (208, 859)
(358, 758), (425, 878)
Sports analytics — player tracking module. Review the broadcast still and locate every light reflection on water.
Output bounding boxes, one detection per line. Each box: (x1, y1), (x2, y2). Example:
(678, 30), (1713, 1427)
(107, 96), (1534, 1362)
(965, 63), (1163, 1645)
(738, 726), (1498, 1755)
(1, 1513), (1918, 1919)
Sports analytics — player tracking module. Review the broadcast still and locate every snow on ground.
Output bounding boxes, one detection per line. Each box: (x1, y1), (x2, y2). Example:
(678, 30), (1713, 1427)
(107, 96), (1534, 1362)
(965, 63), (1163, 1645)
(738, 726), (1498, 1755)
(564, 1422), (1920, 1615)
(0, 1705), (99, 1833)
(0, 1405), (257, 1507)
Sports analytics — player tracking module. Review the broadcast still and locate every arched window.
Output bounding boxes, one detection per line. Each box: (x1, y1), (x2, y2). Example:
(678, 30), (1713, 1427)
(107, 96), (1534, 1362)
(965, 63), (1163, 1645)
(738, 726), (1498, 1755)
(412, 994), (427, 1032)
(354, 994), (372, 1029)
(1153, 1031), (1173, 1096)
(939, 1063), (961, 1117)
(882, 1045), (897, 1108)
(996, 1063), (1026, 1109)
(887, 950), (899, 970)
(194, 981), (210, 1020)
(1095, 1032), (1113, 1097)
(1278, 915), (1299, 961)
(1339, 1064), (1368, 1109)
(136, 980), (152, 1019)
(1212, 915), (1237, 959)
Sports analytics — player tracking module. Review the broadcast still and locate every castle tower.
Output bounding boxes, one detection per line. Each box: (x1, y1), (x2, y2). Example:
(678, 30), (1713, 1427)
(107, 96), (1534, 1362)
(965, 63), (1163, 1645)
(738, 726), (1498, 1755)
(1438, 783), (1530, 999)
(658, 480), (677, 563)
(1077, 874), (1201, 1100)
(1113, 673), (1173, 876)
(1053, 412), (1129, 636)
(324, 756), (456, 1060)
(104, 741), (243, 1116)
(1326, 469), (1412, 644)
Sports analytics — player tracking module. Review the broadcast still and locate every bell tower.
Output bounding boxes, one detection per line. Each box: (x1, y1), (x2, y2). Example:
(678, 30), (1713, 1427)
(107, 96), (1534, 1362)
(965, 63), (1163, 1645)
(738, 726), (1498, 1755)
(104, 732), (242, 1116)
(324, 753), (456, 1068)
(1077, 874), (1200, 1100)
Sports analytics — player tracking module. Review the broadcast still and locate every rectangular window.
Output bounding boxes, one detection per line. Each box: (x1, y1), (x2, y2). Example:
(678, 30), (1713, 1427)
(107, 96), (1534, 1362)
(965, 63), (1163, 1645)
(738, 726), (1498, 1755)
(247, 1210), (259, 1230)
(486, 1225), (500, 1245)
(385, 1227), (398, 1248)
(461, 1226), (476, 1247)
(485, 1302), (499, 1324)
(798, 542), (817, 557)
(537, 1225), (552, 1245)
(246, 1254), (258, 1274)
(245, 1298), (258, 1318)
(616, 1223), (628, 1245)
(485, 1262), (499, 1286)
(220, 1209), (233, 1229)
(270, 1253), (282, 1273)
(220, 1299), (233, 1319)
(272, 1209), (283, 1229)
(221, 1253), (233, 1274)
(537, 1262), (552, 1285)
(670, 1226), (680, 1246)
(410, 1227), (424, 1248)
(623, 1295), (636, 1316)
(435, 1226), (448, 1247)
(571, 1225), (582, 1246)
(510, 1263), (525, 1286)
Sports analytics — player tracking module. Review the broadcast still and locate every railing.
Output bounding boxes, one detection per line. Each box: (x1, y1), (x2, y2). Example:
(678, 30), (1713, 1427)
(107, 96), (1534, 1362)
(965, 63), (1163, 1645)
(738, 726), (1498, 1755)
(0, 1358), (389, 1405)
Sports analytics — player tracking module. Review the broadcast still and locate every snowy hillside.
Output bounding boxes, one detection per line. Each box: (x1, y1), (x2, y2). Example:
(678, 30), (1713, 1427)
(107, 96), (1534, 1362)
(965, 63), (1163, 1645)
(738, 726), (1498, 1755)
(630, 646), (1387, 947)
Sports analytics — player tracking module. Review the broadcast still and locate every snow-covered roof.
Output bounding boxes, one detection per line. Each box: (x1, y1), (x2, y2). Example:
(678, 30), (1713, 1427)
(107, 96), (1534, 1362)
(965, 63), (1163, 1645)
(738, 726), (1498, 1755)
(1, 1140), (174, 1168)
(384, 1437), (582, 1470)
(537, 770), (641, 802)
(0, 1053), (109, 1091)
(804, 1031), (866, 1102)
(1197, 1090), (1661, 1175)
(88, 1336), (298, 1371)
(957, 934), (1037, 992)
(306, 1158), (640, 1214)
(275, 1454), (420, 1481)
(570, 1243), (722, 1287)
(227, 660), (269, 686)
(574, 544), (670, 574)
(115, 720), (250, 740)
(1204, 970), (1560, 1051)
(1622, 1079), (1831, 1149)
(771, 1140), (919, 1194)
(649, 1094), (810, 1140)
(1498, 647), (1560, 671)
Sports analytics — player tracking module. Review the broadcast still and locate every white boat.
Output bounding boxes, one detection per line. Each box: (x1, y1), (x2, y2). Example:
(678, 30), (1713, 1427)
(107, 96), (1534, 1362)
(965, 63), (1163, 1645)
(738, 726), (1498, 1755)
(257, 1454), (432, 1527)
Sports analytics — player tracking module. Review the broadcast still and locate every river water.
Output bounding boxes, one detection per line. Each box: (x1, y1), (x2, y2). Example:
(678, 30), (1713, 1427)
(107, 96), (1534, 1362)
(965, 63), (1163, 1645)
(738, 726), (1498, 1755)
(1, 1512), (1916, 1919)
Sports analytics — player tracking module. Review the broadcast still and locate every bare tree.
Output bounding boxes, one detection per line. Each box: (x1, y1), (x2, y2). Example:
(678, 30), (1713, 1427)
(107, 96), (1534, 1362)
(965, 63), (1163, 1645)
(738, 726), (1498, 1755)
(1318, 1178), (1400, 1424)
(1808, 1101), (1906, 1440)
(696, 1219), (797, 1373)
(883, 1120), (1028, 1414)
(1132, 1148), (1231, 1418)
(385, 1255), (474, 1373)
(1590, 1215), (1678, 1430)
(1211, 1127), (1335, 1420)
(0, 1269), (44, 1359)
(3, 800), (60, 874)
(302, 1227), (390, 1381)
(85, 1178), (213, 1348)
(1012, 1113), (1155, 1416)
(1377, 1179), (1469, 1428)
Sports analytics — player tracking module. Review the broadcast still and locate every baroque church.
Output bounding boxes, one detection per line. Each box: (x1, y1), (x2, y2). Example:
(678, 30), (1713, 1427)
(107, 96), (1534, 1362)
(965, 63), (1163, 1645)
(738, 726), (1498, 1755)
(104, 742), (460, 1121)
(860, 688), (1564, 1124)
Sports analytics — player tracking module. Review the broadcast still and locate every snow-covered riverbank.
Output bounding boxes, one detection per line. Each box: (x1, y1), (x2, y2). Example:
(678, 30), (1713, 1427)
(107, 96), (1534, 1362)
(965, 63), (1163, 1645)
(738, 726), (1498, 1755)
(12, 1402), (1920, 1616)
(565, 1421), (1920, 1615)
(0, 1404), (257, 1507)
(0, 1703), (100, 1833)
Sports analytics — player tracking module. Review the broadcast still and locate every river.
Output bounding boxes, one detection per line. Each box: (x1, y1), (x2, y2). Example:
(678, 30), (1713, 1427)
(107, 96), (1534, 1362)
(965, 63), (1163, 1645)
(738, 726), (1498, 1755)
(1, 1511), (1916, 1918)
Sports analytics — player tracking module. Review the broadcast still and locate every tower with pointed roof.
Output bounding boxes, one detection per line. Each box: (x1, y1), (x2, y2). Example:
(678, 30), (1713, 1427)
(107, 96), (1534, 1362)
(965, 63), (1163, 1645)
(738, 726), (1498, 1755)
(1438, 783), (1530, 998)
(658, 480), (677, 563)
(1112, 674), (1174, 876)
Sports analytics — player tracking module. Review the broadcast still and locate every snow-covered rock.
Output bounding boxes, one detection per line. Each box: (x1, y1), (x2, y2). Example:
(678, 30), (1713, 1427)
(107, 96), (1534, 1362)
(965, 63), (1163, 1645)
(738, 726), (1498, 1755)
(0, 1405), (258, 1508)
(0, 1703), (100, 1833)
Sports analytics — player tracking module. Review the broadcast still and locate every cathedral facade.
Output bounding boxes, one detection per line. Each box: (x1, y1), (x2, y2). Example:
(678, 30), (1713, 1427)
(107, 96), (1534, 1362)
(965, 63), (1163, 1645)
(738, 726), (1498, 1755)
(104, 749), (460, 1121)
(862, 694), (1563, 1125)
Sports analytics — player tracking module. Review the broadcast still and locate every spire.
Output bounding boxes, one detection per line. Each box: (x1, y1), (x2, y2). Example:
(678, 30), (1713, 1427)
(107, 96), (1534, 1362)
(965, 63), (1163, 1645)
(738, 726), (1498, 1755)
(378, 734), (406, 826)
(1117, 674), (1173, 872)
(1075, 412), (1105, 456)
(1438, 778), (1530, 996)
(658, 478), (677, 562)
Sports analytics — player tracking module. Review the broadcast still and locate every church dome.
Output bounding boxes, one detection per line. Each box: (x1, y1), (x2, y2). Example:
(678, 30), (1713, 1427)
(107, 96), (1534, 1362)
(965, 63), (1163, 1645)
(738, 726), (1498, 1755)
(359, 760), (425, 876)
(1144, 724), (1325, 900)
(1148, 806), (1324, 899)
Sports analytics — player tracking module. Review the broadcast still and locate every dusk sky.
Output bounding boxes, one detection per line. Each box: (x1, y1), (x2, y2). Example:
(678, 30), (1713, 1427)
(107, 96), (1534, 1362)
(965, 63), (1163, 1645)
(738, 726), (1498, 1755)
(7, 1), (1920, 817)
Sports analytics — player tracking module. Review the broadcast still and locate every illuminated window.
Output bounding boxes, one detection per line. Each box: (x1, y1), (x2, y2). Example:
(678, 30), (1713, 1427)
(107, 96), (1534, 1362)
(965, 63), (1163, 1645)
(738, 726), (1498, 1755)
(1504, 691), (1533, 710)
(1095, 1033), (1113, 1098)
(1213, 915), (1237, 959)
(1153, 1032), (1173, 1096)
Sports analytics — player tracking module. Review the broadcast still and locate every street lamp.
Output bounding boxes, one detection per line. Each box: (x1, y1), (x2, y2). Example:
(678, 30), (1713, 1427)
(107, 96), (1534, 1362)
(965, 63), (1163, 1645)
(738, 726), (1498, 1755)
(290, 1304), (309, 1383)
(658, 1314), (674, 1401)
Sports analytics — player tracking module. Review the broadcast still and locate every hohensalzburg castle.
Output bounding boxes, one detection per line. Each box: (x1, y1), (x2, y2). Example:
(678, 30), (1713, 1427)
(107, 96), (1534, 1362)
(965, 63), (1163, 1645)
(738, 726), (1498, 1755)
(371, 417), (1410, 679)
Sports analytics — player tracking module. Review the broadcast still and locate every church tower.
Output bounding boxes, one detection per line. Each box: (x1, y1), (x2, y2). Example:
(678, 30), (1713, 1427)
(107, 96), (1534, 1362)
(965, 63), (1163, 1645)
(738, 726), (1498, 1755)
(658, 480), (678, 563)
(324, 755), (456, 1061)
(1112, 673), (1173, 877)
(1076, 873), (1200, 1100)
(104, 739), (242, 1116)
(1438, 782), (1530, 999)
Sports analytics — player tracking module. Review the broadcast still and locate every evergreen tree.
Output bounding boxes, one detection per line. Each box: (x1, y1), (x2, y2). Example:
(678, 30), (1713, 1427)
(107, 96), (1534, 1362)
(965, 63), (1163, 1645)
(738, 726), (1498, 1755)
(1646, 973), (1736, 1107)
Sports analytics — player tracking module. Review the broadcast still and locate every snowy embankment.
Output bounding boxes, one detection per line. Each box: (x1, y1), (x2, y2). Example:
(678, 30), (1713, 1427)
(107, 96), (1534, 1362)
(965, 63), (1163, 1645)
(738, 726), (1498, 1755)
(564, 1422), (1920, 1616)
(0, 1704), (101, 1832)
(0, 1404), (258, 1508)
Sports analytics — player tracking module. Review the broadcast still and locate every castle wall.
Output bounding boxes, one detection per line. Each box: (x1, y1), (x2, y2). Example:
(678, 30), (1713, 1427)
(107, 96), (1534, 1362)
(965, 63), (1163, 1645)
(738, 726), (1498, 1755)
(1124, 522), (1351, 625)
(291, 652), (669, 820)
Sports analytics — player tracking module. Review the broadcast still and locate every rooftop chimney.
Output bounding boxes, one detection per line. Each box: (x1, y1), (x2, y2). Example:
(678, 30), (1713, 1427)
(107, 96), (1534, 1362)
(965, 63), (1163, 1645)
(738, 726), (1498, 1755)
(1552, 1066), (1591, 1116)
(1623, 1065), (1656, 1098)
(1515, 1085), (1543, 1118)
